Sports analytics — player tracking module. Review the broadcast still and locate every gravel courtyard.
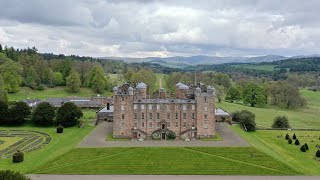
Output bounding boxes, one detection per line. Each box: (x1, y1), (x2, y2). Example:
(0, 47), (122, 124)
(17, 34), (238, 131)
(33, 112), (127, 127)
(79, 122), (248, 147)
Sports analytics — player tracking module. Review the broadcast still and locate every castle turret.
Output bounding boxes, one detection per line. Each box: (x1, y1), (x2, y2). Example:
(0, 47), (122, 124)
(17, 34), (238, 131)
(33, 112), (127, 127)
(113, 86), (118, 95)
(136, 82), (147, 99)
(177, 83), (189, 99)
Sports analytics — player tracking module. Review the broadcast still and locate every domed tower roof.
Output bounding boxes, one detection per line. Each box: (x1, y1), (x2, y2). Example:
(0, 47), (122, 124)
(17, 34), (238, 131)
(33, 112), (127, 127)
(178, 84), (189, 90)
(136, 82), (147, 89)
(207, 86), (214, 90)
(196, 86), (201, 92)
(113, 86), (118, 91)
(128, 86), (133, 91)
(176, 82), (183, 88)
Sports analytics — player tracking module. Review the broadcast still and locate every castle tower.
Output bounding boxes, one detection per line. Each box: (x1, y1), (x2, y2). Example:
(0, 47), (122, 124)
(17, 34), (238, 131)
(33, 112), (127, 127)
(136, 82), (147, 99)
(159, 78), (165, 98)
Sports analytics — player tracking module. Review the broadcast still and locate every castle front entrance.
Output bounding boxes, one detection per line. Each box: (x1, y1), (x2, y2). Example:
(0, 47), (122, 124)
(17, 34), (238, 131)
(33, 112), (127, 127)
(161, 133), (166, 140)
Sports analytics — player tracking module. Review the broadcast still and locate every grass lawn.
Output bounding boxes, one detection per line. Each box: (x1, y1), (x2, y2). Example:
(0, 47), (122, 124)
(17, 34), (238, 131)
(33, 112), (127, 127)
(8, 87), (112, 101)
(232, 126), (320, 175)
(217, 89), (320, 129)
(106, 133), (130, 141)
(34, 147), (298, 175)
(200, 132), (223, 141)
(0, 137), (22, 150)
(0, 125), (94, 173)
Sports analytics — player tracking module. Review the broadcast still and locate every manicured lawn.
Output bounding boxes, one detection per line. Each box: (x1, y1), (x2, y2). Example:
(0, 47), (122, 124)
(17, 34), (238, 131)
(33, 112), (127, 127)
(0, 137), (22, 150)
(200, 132), (223, 141)
(34, 147), (298, 175)
(217, 89), (320, 128)
(232, 125), (320, 175)
(8, 87), (112, 101)
(0, 125), (94, 173)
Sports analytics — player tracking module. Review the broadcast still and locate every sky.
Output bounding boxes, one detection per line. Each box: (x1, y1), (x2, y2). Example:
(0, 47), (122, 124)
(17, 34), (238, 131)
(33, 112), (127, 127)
(0, 0), (320, 58)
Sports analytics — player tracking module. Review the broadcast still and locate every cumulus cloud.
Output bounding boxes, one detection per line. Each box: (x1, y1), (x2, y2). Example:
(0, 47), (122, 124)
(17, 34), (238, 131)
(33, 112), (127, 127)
(0, 0), (319, 57)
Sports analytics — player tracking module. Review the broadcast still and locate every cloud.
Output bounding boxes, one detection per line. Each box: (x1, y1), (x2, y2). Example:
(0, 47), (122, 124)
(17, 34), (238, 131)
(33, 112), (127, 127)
(0, 0), (320, 57)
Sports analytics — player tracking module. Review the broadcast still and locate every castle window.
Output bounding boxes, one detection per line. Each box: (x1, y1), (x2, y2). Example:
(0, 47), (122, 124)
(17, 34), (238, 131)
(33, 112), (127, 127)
(134, 113), (137, 119)
(149, 113), (152, 120)
(134, 104), (137, 110)
(167, 122), (170, 127)
(157, 104), (160, 110)
(148, 104), (152, 110)
(122, 97), (124, 101)
(204, 106), (208, 112)
(204, 97), (207, 102)
(175, 122), (179, 127)
(192, 113), (195, 119)
(149, 122), (153, 127)
(183, 105), (187, 110)
(176, 113), (178, 119)
(204, 122), (208, 129)
(183, 113), (186, 119)
(157, 113), (160, 120)
(167, 113), (170, 119)
(183, 122), (186, 128)
(157, 122), (160, 128)
(134, 122), (137, 128)
(121, 105), (124, 111)
(192, 105), (195, 110)
(121, 122), (125, 127)
(141, 113), (144, 119)
(142, 122), (144, 127)
(204, 114), (207, 120)
(122, 114), (124, 120)
(192, 122), (195, 127)
(141, 104), (145, 110)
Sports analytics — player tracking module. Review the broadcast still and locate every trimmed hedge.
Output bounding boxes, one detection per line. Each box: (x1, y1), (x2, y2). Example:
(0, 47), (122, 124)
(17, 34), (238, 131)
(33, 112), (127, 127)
(0, 170), (30, 180)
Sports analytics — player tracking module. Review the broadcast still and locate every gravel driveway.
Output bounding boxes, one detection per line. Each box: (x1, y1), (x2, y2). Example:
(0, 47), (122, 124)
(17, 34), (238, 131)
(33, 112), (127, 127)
(79, 122), (248, 147)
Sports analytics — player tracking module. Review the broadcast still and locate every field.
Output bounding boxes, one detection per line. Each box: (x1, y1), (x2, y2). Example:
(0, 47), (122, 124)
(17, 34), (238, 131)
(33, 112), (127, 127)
(34, 147), (297, 175)
(231, 64), (276, 72)
(232, 126), (320, 175)
(8, 87), (112, 101)
(0, 125), (94, 173)
(217, 89), (320, 128)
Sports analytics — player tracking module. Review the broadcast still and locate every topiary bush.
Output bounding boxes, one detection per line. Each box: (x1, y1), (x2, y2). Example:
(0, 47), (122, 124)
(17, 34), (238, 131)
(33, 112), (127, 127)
(304, 143), (309, 150)
(0, 170), (30, 180)
(293, 134), (296, 140)
(167, 131), (176, 140)
(56, 124), (64, 133)
(316, 150), (320, 158)
(300, 145), (306, 152)
(295, 139), (300, 145)
(12, 150), (24, 163)
(288, 138), (292, 144)
(285, 134), (290, 140)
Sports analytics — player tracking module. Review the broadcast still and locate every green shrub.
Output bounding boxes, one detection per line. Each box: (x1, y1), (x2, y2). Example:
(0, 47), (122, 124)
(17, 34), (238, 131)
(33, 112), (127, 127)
(300, 145), (306, 152)
(238, 110), (256, 131)
(0, 170), (30, 180)
(293, 134), (296, 140)
(288, 138), (292, 144)
(285, 134), (290, 140)
(167, 131), (176, 140)
(304, 143), (309, 150)
(316, 150), (320, 158)
(295, 139), (300, 145)
(36, 84), (45, 91)
(272, 116), (290, 128)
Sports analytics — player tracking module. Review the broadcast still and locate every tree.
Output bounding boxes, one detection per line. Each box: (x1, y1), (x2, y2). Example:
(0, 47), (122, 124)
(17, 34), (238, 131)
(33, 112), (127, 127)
(316, 150), (320, 158)
(288, 138), (292, 144)
(24, 67), (38, 89)
(300, 144), (306, 152)
(225, 86), (242, 103)
(272, 116), (290, 128)
(304, 143), (309, 150)
(0, 75), (8, 103)
(232, 111), (241, 122)
(56, 102), (83, 127)
(243, 82), (267, 107)
(285, 134), (290, 140)
(213, 73), (232, 89)
(8, 102), (31, 125)
(0, 44), (2, 52)
(293, 134), (297, 140)
(0, 101), (9, 125)
(0, 58), (22, 93)
(53, 71), (65, 86)
(238, 110), (256, 131)
(215, 85), (224, 103)
(0, 170), (31, 180)
(295, 139), (300, 145)
(66, 69), (81, 93)
(31, 102), (55, 126)
(89, 66), (107, 93)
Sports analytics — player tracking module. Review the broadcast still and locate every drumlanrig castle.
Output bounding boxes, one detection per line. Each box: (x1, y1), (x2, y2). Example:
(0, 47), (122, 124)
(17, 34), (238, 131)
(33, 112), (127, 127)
(112, 81), (216, 140)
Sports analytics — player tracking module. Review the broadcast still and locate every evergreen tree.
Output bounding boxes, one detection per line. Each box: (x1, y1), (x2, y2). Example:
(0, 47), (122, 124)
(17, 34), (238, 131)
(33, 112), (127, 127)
(8, 102), (31, 125)
(285, 133), (290, 140)
(288, 138), (292, 144)
(304, 143), (309, 150)
(66, 69), (81, 93)
(0, 44), (2, 52)
(56, 102), (83, 127)
(31, 102), (55, 126)
(89, 66), (107, 93)
(300, 144), (306, 152)
(295, 139), (300, 145)
(316, 150), (320, 158)
(293, 134), (297, 140)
